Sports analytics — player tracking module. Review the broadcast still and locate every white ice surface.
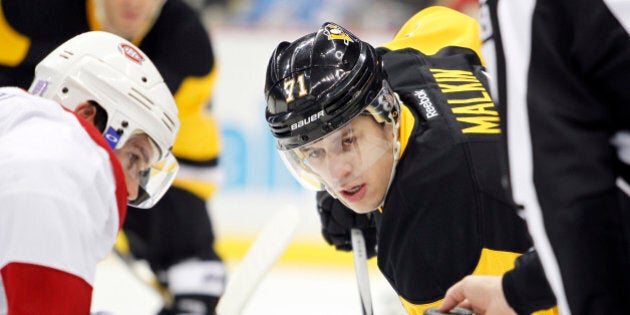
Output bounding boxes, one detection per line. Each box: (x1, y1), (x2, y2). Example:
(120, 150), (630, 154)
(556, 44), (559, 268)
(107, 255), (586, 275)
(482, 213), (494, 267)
(91, 255), (406, 315)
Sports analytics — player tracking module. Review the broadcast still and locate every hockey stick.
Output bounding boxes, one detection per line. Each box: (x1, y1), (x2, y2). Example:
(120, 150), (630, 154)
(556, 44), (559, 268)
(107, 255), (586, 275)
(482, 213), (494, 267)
(618, 177), (630, 197)
(215, 205), (304, 315)
(350, 228), (374, 315)
(112, 234), (173, 307)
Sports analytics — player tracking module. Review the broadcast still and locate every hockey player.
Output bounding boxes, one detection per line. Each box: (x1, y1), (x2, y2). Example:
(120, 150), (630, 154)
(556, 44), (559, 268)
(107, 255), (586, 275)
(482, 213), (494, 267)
(0, 31), (179, 314)
(0, 0), (225, 313)
(439, 0), (630, 314)
(264, 6), (557, 314)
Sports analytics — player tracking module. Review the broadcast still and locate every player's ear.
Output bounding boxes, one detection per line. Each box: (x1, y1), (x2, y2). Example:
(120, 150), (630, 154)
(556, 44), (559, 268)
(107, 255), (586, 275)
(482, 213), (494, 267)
(75, 101), (97, 123)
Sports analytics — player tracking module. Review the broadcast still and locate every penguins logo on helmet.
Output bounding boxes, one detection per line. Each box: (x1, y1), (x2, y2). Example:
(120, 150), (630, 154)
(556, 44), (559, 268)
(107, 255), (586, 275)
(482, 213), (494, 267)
(323, 23), (354, 45)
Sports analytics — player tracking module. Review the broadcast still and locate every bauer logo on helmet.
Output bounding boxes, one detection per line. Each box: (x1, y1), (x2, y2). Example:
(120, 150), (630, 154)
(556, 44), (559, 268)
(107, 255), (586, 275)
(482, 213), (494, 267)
(290, 110), (325, 131)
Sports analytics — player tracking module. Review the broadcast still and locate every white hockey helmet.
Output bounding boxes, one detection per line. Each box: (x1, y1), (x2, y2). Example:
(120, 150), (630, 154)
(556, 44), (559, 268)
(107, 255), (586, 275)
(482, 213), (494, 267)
(30, 31), (180, 208)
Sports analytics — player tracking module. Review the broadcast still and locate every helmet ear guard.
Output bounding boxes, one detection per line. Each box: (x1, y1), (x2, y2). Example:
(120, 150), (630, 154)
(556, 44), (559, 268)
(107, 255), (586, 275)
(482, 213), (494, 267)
(30, 31), (180, 208)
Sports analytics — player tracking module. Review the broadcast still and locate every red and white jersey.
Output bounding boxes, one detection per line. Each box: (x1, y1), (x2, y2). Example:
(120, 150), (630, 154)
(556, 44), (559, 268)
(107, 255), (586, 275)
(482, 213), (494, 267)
(0, 87), (127, 314)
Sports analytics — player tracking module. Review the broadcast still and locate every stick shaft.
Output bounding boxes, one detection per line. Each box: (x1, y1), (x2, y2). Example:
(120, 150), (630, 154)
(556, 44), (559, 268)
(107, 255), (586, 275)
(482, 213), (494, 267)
(351, 228), (374, 315)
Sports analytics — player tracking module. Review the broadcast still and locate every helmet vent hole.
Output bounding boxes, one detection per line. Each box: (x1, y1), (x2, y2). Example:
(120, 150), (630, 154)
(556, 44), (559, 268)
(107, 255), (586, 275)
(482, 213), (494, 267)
(162, 113), (176, 127)
(128, 88), (154, 111)
(62, 87), (69, 94)
(161, 118), (174, 132)
(141, 77), (147, 83)
(121, 121), (129, 128)
(59, 50), (74, 59)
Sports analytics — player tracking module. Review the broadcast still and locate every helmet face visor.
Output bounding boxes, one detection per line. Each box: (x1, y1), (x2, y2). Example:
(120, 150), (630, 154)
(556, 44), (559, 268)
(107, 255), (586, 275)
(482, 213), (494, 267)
(129, 151), (179, 209)
(278, 84), (399, 212)
(114, 132), (179, 209)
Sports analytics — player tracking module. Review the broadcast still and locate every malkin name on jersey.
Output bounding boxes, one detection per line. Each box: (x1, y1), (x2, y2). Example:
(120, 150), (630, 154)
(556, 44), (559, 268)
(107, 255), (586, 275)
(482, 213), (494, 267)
(431, 68), (500, 135)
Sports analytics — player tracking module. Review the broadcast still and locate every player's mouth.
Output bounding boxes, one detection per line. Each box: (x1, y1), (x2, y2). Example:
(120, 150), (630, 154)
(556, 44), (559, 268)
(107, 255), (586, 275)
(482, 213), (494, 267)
(340, 184), (366, 202)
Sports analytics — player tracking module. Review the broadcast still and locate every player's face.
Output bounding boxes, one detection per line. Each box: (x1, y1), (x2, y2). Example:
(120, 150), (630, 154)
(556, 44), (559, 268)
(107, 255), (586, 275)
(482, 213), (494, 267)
(103, 0), (162, 39)
(114, 133), (158, 201)
(300, 116), (395, 213)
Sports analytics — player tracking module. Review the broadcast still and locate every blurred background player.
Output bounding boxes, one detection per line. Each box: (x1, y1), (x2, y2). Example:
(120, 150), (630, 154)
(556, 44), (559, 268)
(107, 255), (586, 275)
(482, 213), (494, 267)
(264, 7), (557, 314)
(0, 0), (225, 313)
(0, 31), (179, 314)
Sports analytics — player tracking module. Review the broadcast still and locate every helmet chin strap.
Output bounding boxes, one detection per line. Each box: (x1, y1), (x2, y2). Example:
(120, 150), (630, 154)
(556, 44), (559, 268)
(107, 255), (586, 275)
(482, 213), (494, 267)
(375, 93), (402, 210)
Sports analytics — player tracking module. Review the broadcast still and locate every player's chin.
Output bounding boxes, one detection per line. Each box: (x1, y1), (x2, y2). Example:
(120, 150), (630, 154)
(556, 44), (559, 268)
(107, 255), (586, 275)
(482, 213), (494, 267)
(340, 197), (379, 214)
(339, 186), (380, 213)
(353, 206), (377, 214)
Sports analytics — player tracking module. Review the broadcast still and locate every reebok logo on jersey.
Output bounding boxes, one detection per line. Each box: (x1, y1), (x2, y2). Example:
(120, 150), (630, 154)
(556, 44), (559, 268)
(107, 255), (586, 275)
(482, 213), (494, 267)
(118, 43), (145, 64)
(414, 89), (438, 119)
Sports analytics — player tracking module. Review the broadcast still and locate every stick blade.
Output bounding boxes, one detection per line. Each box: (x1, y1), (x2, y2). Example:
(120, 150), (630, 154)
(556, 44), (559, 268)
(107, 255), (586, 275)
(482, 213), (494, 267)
(216, 205), (303, 315)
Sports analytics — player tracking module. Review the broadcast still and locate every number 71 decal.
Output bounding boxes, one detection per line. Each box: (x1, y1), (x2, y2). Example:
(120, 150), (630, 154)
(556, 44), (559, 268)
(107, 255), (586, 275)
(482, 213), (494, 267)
(283, 74), (308, 103)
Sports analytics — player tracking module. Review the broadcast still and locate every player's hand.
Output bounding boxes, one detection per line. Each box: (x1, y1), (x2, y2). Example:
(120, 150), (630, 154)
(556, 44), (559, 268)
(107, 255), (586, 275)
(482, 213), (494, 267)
(316, 190), (377, 258)
(438, 275), (516, 315)
(424, 307), (473, 315)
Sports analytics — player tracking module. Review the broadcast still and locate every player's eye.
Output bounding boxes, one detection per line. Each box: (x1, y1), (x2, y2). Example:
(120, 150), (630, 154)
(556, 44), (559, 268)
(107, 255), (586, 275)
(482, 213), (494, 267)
(342, 136), (355, 148)
(307, 148), (325, 160)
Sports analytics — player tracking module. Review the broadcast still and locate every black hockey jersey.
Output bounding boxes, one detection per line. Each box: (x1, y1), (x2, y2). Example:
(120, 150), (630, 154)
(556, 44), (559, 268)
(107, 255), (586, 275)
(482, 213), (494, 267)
(372, 7), (557, 314)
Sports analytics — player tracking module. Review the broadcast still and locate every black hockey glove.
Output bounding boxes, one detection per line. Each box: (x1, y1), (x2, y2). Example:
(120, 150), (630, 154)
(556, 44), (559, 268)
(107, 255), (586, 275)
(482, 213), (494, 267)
(158, 294), (219, 315)
(316, 190), (378, 258)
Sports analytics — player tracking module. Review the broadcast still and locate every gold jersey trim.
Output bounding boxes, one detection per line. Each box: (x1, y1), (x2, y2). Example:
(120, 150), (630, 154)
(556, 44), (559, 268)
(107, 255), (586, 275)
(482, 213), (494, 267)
(0, 1), (30, 67)
(398, 248), (558, 314)
(172, 68), (221, 161)
(382, 6), (485, 66)
(398, 102), (416, 159)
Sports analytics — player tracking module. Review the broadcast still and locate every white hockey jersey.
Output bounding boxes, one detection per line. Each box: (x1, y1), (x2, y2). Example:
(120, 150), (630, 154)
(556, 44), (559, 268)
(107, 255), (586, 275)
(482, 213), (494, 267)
(0, 87), (127, 314)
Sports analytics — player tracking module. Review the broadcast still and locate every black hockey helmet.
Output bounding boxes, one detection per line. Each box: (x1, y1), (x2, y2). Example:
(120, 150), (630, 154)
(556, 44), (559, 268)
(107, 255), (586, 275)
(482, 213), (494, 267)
(265, 22), (384, 151)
